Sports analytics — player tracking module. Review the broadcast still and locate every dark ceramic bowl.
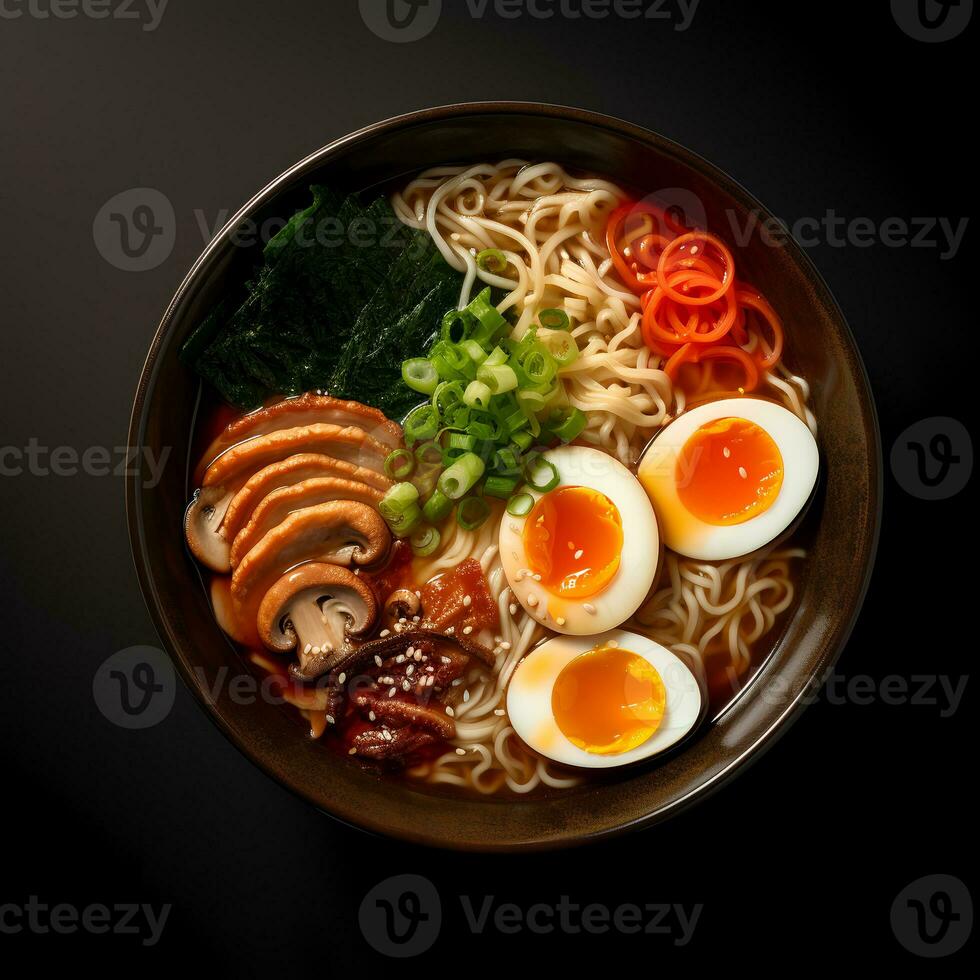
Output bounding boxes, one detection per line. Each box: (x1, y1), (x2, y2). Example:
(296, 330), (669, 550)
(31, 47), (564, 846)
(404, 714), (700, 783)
(127, 103), (880, 850)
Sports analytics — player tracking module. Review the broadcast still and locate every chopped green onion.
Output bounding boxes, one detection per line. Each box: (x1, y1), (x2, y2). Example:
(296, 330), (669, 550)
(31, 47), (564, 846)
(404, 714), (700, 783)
(415, 440), (443, 466)
(380, 482), (420, 520)
(438, 452), (486, 500)
(524, 455), (560, 493)
(384, 448), (415, 480)
(476, 248), (508, 274)
(402, 357), (439, 395)
(403, 405), (440, 445)
(545, 407), (587, 443)
(506, 492), (535, 517)
(542, 331), (580, 367)
(432, 380), (465, 416)
(483, 345), (509, 367)
(446, 432), (477, 453)
(467, 289), (508, 347)
(422, 489), (453, 524)
(510, 430), (534, 453)
(477, 363), (519, 394)
(410, 525), (442, 558)
(463, 379), (493, 410)
(387, 503), (423, 537)
(460, 339), (488, 367)
(539, 308), (570, 331)
(430, 341), (469, 379)
(484, 474), (520, 499)
(457, 495), (491, 530)
(493, 446), (521, 475)
(441, 308), (470, 344)
(523, 343), (557, 386)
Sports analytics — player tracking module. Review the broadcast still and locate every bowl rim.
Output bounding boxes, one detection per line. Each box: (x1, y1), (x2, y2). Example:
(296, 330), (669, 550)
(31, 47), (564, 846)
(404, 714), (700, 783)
(126, 101), (882, 851)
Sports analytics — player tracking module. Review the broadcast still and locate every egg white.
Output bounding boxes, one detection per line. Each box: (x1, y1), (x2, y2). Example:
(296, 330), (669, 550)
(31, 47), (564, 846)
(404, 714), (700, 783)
(506, 629), (704, 769)
(638, 397), (819, 561)
(499, 445), (660, 635)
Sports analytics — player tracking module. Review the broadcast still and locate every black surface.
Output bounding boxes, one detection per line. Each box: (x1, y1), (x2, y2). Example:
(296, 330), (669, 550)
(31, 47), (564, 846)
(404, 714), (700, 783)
(0, 0), (973, 967)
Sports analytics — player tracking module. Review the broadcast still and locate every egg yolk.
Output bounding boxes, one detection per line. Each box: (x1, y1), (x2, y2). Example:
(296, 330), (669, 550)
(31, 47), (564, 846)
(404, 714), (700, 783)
(675, 417), (784, 525)
(552, 644), (666, 755)
(523, 486), (623, 599)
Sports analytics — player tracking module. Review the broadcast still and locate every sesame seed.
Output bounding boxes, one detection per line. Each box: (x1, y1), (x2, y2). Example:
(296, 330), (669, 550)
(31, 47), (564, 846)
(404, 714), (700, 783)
(501, 641), (511, 650)
(584, 603), (597, 615)
(556, 616), (567, 626)
(412, 615), (420, 622)
(414, 650), (422, 661)
(380, 629), (390, 638)
(463, 626), (473, 635)
(303, 643), (312, 655)
(574, 549), (584, 560)
(398, 617), (407, 624)
(440, 656), (451, 664)
(463, 690), (470, 702)
(374, 655), (383, 667)
(445, 626), (455, 634)
(723, 446), (731, 459)
(402, 679), (411, 691)
(455, 748), (466, 756)
(415, 590), (421, 598)
(463, 595), (472, 607)
(406, 646), (415, 658)
(406, 664), (415, 676)
(338, 673), (346, 685)
(567, 541), (575, 550)
(452, 678), (463, 687)
(325, 715), (335, 725)
(738, 466), (748, 479)
(388, 687), (396, 697)
(494, 708), (506, 716)
(368, 711), (376, 721)
(607, 640), (619, 648)
(348, 748), (357, 755)
(509, 603), (518, 616)
(533, 573), (542, 582)
(311, 646), (320, 655)
(445, 706), (455, 717)
(395, 654), (405, 663)
(527, 594), (538, 607)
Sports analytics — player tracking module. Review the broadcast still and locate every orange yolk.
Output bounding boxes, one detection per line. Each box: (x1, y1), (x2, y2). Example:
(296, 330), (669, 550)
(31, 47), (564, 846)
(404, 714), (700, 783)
(523, 486), (623, 599)
(676, 417), (784, 525)
(552, 644), (666, 755)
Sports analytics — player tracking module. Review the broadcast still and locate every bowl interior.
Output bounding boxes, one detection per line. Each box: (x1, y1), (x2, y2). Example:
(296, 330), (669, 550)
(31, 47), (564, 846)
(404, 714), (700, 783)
(128, 104), (879, 850)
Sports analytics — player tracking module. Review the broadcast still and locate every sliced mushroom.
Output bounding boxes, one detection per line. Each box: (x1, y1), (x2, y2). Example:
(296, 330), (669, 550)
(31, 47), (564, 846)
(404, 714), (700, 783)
(351, 727), (435, 761)
(353, 692), (456, 739)
(185, 425), (391, 572)
(330, 627), (496, 677)
(227, 501), (390, 646)
(195, 393), (403, 483)
(383, 588), (422, 626)
(257, 563), (377, 679)
(229, 476), (384, 568)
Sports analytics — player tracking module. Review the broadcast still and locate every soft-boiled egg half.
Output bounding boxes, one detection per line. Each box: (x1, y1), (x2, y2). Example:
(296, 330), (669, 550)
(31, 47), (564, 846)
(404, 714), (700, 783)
(638, 398), (818, 561)
(507, 629), (704, 769)
(499, 446), (660, 635)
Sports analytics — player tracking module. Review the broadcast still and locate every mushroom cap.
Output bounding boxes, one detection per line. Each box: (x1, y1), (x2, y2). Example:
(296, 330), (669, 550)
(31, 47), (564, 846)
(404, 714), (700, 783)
(257, 562), (377, 655)
(229, 476), (384, 569)
(194, 393), (403, 484)
(230, 500), (390, 646)
(184, 485), (235, 572)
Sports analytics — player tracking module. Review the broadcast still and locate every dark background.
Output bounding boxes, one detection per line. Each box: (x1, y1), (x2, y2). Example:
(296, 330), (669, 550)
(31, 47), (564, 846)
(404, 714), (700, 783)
(0, 0), (973, 968)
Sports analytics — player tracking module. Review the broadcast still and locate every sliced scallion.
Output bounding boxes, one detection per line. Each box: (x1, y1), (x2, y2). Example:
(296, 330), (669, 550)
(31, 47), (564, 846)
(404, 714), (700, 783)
(384, 448), (415, 480)
(422, 489), (453, 524)
(410, 524), (441, 558)
(457, 495), (491, 531)
(438, 452), (486, 500)
(402, 357), (439, 395)
(506, 492), (535, 517)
